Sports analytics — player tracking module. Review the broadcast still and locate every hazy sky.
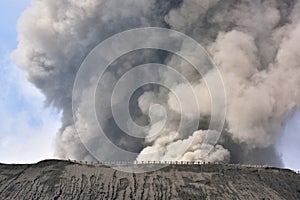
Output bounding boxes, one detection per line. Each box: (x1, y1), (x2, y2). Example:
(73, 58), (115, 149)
(0, 0), (61, 163)
(0, 0), (299, 171)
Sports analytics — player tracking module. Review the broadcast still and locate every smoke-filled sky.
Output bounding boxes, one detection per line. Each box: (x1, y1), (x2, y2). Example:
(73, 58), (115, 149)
(0, 0), (300, 171)
(0, 0), (61, 163)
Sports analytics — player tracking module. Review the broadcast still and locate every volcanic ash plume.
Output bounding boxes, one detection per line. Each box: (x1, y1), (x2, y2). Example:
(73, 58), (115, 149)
(14, 0), (300, 166)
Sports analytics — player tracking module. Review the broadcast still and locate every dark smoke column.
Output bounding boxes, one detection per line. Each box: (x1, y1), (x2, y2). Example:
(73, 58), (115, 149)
(13, 0), (300, 167)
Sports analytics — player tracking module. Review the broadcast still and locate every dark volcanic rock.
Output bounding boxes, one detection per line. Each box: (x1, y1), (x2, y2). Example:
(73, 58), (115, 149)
(0, 160), (299, 200)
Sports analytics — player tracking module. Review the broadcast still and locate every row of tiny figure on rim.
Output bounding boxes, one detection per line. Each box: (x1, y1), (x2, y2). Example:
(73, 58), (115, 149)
(67, 159), (267, 168)
(67, 159), (300, 174)
(68, 159), (214, 165)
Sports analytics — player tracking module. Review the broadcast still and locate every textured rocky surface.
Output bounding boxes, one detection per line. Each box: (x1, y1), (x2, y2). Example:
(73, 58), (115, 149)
(0, 160), (299, 200)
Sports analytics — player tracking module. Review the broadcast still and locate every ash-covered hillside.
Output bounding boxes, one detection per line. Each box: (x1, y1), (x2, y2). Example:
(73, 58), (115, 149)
(0, 160), (299, 200)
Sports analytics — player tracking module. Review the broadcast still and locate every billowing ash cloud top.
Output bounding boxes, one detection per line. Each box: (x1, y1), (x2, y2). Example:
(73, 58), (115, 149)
(14, 0), (300, 166)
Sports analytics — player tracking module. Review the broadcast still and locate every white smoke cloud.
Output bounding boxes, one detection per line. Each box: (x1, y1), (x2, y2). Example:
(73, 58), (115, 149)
(137, 130), (230, 162)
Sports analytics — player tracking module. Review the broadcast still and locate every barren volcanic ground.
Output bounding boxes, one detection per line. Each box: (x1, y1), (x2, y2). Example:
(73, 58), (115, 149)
(0, 160), (299, 200)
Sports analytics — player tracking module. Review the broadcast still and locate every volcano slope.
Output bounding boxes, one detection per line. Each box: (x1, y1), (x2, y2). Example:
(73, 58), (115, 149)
(0, 160), (299, 200)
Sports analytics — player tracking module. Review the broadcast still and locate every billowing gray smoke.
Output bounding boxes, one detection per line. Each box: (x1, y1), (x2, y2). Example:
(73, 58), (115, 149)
(14, 0), (300, 167)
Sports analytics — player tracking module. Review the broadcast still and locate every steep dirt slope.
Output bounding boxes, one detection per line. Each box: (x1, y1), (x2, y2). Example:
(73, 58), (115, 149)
(0, 160), (299, 200)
